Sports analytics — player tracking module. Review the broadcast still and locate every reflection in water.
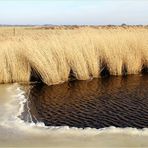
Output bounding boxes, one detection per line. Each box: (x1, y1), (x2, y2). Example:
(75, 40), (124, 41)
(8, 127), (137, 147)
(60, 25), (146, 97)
(28, 75), (148, 129)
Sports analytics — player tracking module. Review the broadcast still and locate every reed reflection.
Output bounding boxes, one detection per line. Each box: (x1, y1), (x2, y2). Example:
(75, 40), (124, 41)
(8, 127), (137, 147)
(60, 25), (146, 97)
(28, 75), (148, 129)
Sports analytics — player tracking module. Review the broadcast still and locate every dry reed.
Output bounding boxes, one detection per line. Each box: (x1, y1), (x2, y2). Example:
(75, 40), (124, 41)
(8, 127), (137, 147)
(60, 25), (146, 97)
(0, 27), (148, 85)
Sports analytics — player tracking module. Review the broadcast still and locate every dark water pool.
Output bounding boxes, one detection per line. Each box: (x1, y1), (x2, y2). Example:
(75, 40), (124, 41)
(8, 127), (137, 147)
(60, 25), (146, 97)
(25, 75), (148, 129)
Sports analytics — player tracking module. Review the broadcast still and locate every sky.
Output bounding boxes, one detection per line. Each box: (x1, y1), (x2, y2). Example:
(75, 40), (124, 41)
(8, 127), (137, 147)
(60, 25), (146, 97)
(0, 0), (148, 25)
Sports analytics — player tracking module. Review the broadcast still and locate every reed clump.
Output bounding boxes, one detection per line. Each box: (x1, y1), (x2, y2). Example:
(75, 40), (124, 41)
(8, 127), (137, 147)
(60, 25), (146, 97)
(0, 27), (148, 85)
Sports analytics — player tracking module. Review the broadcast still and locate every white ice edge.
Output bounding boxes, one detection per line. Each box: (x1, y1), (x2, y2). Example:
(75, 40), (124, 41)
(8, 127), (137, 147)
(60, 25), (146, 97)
(4, 83), (147, 136)
(1, 83), (148, 147)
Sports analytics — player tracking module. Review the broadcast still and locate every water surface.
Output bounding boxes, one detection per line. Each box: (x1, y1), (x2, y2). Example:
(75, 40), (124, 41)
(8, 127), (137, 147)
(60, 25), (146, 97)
(0, 76), (148, 147)
(28, 75), (148, 129)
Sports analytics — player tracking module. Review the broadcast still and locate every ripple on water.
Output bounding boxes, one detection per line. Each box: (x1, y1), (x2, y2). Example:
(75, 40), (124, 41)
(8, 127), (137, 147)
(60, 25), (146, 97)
(25, 75), (148, 129)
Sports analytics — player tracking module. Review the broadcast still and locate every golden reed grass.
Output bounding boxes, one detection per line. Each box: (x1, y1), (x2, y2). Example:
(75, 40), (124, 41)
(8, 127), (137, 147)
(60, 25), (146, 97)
(0, 26), (148, 85)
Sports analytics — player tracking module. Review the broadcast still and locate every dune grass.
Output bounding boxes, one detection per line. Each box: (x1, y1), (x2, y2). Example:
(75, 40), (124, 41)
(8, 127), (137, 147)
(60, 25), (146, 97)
(0, 26), (148, 85)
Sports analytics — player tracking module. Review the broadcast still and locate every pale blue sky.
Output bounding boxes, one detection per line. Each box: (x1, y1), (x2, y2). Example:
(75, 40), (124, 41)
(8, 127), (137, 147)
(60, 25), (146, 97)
(0, 0), (148, 25)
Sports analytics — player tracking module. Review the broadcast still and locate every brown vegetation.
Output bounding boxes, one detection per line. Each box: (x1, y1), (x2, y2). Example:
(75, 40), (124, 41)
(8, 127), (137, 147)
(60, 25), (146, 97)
(0, 26), (148, 85)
